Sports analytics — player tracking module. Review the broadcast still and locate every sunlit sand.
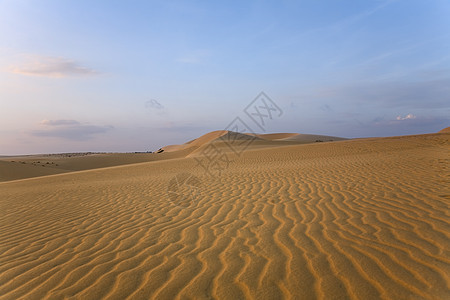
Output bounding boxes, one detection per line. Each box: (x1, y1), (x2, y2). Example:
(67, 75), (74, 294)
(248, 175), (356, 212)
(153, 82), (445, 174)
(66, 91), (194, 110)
(1, 129), (449, 299)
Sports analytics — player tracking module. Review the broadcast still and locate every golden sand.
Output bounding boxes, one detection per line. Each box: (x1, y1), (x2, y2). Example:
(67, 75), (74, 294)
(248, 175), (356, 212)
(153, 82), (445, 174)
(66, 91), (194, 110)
(0, 131), (449, 299)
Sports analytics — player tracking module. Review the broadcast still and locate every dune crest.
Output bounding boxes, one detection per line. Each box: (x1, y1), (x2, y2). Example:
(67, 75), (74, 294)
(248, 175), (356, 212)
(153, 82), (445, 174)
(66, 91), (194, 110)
(162, 130), (230, 152)
(162, 130), (347, 156)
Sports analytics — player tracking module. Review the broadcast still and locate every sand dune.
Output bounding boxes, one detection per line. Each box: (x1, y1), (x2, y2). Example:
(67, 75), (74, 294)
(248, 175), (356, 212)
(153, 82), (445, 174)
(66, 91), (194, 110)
(162, 130), (231, 153)
(254, 132), (299, 140)
(0, 130), (323, 182)
(255, 132), (347, 143)
(277, 133), (347, 143)
(162, 130), (347, 157)
(0, 132), (449, 299)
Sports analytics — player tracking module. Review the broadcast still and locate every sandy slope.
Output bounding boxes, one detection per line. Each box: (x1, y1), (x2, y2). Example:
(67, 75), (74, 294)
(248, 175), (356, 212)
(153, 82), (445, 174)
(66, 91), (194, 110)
(0, 131), (345, 183)
(0, 160), (69, 182)
(162, 130), (347, 154)
(0, 132), (449, 299)
(162, 130), (232, 153)
(439, 127), (450, 133)
(0, 153), (180, 182)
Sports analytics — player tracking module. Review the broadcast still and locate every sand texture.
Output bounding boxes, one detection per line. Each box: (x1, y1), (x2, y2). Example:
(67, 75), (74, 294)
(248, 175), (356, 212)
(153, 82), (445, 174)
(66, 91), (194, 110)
(0, 153), (176, 182)
(0, 132), (449, 299)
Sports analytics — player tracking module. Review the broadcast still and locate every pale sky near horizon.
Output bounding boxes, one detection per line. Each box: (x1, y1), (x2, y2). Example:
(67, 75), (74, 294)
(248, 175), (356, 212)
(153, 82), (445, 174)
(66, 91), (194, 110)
(0, 0), (449, 155)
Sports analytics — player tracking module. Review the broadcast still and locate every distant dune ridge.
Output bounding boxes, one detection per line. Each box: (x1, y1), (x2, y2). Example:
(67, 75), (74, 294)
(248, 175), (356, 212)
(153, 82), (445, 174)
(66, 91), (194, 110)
(162, 130), (347, 155)
(0, 129), (449, 299)
(0, 130), (346, 182)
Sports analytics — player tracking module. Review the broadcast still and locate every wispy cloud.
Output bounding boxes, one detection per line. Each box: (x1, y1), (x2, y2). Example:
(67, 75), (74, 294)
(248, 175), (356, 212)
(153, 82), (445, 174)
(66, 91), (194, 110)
(30, 119), (113, 140)
(145, 99), (164, 110)
(271, 0), (395, 51)
(145, 98), (167, 116)
(319, 104), (333, 112)
(357, 35), (450, 69)
(317, 78), (450, 109)
(335, 0), (396, 29)
(10, 55), (98, 78)
(374, 114), (448, 129)
(396, 114), (416, 121)
(40, 119), (80, 126)
(345, 114), (449, 137)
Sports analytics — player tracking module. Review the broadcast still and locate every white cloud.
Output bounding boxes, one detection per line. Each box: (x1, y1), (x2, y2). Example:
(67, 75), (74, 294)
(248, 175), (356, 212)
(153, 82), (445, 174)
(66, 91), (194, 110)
(40, 119), (80, 126)
(396, 114), (416, 121)
(10, 55), (98, 78)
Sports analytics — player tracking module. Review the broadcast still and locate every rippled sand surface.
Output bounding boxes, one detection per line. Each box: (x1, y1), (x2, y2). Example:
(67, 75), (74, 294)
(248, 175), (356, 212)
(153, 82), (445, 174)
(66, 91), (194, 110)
(1, 132), (449, 299)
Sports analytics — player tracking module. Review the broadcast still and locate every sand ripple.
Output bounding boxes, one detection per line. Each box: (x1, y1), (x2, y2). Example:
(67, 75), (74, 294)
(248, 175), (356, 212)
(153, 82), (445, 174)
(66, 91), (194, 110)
(1, 133), (449, 299)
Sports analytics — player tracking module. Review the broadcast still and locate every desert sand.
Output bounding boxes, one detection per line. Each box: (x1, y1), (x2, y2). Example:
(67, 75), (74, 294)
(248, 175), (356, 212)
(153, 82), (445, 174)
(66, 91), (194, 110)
(0, 130), (449, 299)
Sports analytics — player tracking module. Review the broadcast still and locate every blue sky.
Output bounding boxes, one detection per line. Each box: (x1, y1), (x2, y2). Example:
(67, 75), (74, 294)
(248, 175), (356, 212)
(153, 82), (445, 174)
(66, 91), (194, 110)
(0, 0), (449, 154)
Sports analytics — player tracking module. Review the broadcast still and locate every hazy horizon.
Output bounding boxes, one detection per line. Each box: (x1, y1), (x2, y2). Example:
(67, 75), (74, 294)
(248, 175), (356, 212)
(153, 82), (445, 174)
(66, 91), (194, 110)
(1, 0), (449, 155)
